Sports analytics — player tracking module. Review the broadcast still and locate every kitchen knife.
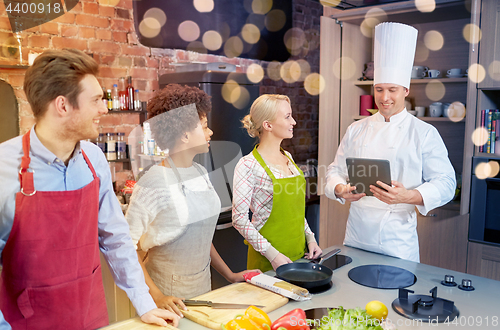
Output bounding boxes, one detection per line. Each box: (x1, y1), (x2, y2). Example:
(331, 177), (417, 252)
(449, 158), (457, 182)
(183, 299), (265, 309)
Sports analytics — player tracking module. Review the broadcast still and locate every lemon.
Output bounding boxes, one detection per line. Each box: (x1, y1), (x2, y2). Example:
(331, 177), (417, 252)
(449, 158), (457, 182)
(365, 300), (388, 320)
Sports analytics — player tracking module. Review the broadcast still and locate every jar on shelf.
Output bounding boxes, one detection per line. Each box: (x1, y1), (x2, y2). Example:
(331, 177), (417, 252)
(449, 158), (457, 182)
(97, 133), (105, 153)
(105, 132), (116, 161)
(116, 132), (126, 160)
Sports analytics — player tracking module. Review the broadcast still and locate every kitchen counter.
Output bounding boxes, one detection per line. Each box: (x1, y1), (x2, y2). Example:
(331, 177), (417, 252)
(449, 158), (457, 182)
(102, 246), (500, 329)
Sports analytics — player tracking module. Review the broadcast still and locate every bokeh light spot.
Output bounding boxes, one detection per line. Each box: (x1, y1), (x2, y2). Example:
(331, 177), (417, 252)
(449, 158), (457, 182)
(139, 17), (162, 38)
(366, 7), (388, 21)
(360, 18), (379, 38)
(224, 36), (244, 58)
(265, 9), (286, 32)
(284, 28), (306, 54)
(293, 59), (311, 82)
(280, 60), (297, 83)
(252, 0), (273, 15)
(144, 8), (167, 27)
(319, 0), (341, 7)
(471, 127), (489, 148)
(488, 60), (500, 81)
(233, 86), (250, 109)
(202, 30), (223, 51)
(246, 64), (265, 83)
(468, 63), (486, 83)
(424, 30), (444, 51)
(242, 24), (261, 44)
(222, 80), (241, 104)
(304, 73), (325, 95)
(333, 57), (356, 80)
(178, 20), (200, 42)
(475, 161), (499, 180)
(193, 0), (214, 13)
(447, 101), (466, 122)
(425, 80), (446, 101)
(414, 46), (430, 62)
(463, 24), (482, 44)
(267, 61), (282, 81)
(415, 0), (436, 12)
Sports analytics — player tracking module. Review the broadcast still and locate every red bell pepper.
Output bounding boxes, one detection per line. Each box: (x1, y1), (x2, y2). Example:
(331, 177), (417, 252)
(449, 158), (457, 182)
(271, 308), (310, 330)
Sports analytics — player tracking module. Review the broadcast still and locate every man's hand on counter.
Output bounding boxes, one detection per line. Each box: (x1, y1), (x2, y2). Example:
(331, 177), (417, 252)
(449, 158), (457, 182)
(140, 308), (180, 327)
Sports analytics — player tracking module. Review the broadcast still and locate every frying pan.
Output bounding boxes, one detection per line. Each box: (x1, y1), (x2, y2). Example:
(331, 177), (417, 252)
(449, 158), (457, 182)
(275, 249), (341, 290)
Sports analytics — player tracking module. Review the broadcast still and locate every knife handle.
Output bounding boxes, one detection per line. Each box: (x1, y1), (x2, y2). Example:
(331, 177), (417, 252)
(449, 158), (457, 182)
(183, 299), (210, 306)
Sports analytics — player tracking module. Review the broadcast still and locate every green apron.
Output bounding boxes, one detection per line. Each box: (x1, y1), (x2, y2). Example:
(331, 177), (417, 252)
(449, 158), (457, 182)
(246, 145), (307, 272)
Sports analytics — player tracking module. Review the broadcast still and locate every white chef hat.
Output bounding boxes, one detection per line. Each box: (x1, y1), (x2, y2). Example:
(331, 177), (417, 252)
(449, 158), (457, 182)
(374, 22), (418, 89)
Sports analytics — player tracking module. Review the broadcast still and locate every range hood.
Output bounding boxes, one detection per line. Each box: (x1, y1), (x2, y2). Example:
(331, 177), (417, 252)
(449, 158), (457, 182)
(317, 0), (410, 10)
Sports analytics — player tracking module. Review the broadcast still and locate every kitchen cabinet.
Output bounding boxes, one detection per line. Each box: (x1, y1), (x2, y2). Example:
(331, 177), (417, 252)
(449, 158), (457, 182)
(465, 0), (500, 277)
(318, 1), (472, 269)
(467, 241), (500, 281)
(478, 0), (500, 88)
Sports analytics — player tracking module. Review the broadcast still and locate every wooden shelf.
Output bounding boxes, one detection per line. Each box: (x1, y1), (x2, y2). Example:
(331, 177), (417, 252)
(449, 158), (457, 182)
(354, 115), (465, 122)
(354, 77), (468, 86)
(475, 152), (500, 159)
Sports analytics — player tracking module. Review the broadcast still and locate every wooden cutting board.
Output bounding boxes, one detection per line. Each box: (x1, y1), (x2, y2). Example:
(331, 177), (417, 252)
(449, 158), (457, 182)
(182, 282), (288, 329)
(100, 317), (179, 330)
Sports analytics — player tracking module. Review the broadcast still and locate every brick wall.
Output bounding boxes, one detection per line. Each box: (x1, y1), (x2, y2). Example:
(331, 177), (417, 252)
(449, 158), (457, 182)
(0, 0), (322, 188)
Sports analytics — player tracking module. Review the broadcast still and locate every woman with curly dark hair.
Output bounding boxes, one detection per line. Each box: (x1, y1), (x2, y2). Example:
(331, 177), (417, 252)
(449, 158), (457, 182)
(125, 84), (259, 316)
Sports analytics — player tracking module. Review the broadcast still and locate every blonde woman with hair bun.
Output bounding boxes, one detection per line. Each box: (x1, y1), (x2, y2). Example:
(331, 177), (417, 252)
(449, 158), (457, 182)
(232, 94), (322, 272)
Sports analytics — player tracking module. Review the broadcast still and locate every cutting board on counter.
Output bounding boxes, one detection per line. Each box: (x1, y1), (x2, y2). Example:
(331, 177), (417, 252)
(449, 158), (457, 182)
(182, 282), (288, 329)
(101, 317), (179, 330)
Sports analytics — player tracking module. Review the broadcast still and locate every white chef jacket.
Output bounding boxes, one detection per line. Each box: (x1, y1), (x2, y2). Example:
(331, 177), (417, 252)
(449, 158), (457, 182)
(325, 109), (456, 262)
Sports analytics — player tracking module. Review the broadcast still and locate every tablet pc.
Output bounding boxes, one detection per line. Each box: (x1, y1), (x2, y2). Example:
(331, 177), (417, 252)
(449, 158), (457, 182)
(346, 158), (391, 196)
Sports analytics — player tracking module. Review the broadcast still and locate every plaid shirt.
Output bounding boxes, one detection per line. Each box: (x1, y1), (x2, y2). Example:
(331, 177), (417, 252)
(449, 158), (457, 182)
(232, 151), (315, 261)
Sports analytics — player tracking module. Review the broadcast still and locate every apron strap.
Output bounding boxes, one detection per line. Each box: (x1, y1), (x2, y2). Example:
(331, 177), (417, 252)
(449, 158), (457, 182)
(19, 130), (36, 196)
(81, 149), (98, 180)
(166, 156), (212, 195)
(252, 145), (303, 181)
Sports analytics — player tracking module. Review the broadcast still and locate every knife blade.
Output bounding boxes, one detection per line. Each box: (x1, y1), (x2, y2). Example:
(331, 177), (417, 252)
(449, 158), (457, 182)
(183, 299), (265, 309)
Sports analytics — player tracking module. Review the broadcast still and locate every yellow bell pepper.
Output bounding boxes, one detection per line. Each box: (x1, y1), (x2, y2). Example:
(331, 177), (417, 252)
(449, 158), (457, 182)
(222, 316), (262, 330)
(244, 306), (271, 330)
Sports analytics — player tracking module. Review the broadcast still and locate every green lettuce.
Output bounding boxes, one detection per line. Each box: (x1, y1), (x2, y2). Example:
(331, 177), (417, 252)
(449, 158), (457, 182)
(308, 307), (384, 330)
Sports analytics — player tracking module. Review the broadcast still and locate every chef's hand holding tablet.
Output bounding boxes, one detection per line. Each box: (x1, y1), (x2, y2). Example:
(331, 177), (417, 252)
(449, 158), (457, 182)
(370, 180), (424, 206)
(334, 183), (366, 202)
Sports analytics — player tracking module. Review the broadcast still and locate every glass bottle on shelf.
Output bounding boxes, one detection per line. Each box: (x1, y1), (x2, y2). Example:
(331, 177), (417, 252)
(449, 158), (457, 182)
(127, 76), (135, 111)
(96, 133), (105, 153)
(119, 77), (128, 111)
(105, 132), (116, 161)
(134, 89), (141, 111)
(106, 89), (113, 112)
(116, 132), (126, 160)
(112, 84), (120, 111)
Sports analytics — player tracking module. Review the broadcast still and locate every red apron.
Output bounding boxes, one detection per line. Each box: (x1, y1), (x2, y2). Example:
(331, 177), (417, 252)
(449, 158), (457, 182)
(0, 130), (109, 330)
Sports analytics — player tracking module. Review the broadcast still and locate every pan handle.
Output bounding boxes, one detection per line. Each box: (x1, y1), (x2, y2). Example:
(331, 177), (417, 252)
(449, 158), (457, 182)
(317, 248), (341, 265)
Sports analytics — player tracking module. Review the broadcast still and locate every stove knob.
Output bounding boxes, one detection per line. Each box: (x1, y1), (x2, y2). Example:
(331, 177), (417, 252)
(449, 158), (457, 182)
(458, 278), (475, 291)
(441, 274), (457, 286)
(445, 275), (455, 284)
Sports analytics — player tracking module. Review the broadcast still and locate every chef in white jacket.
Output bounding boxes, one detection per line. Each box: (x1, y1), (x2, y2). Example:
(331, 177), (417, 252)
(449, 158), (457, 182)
(325, 22), (456, 262)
